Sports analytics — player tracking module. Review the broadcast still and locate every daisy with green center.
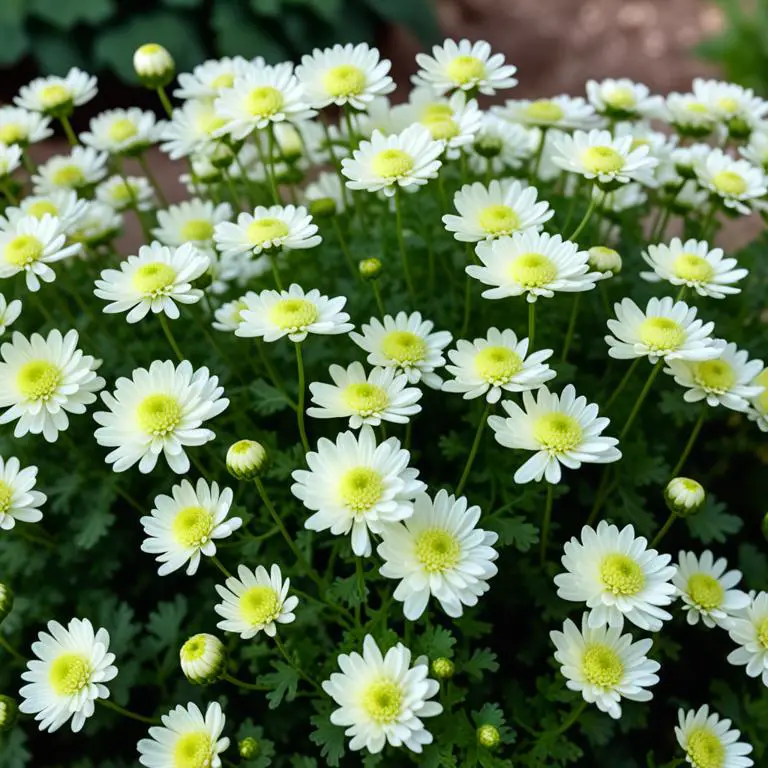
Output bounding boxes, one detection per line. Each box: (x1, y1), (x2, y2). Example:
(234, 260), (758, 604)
(550, 612), (661, 720)
(4, 190), (89, 235)
(153, 199), (232, 249)
(94, 242), (210, 323)
(412, 38), (517, 96)
(160, 99), (232, 160)
(0, 329), (104, 443)
(664, 92), (719, 137)
(586, 78), (664, 119)
(695, 149), (767, 215)
(137, 702), (230, 768)
(469, 230), (600, 303)
(692, 77), (768, 130)
(174, 55), (254, 101)
(235, 283), (352, 343)
(676, 705), (754, 768)
(322, 634), (442, 754)
(0, 213), (81, 291)
(673, 551), (750, 629)
(377, 490), (498, 620)
(15, 68), (97, 117)
(554, 520), (677, 632)
(727, 591), (768, 686)
(179, 633), (227, 685)
(32, 146), (107, 195)
(214, 563), (298, 639)
(19, 618), (117, 733)
(95, 175), (155, 212)
(442, 179), (553, 243)
(0, 294), (21, 336)
(0, 456), (46, 531)
(747, 368), (768, 432)
(291, 425), (426, 557)
(467, 114), (533, 175)
(494, 94), (597, 130)
(141, 478), (242, 576)
(93, 359), (228, 474)
(80, 108), (164, 155)
(307, 361), (422, 429)
(641, 238), (748, 299)
(0, 107), (52, 147)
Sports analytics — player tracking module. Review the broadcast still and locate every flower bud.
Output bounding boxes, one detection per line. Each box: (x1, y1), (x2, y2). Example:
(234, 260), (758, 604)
(359, 257), (382, 281)
(473, 136), (503, 158)
(239, 736), (260, 760)
(192, 269), (214, 292)
(762, 512), (768, 542)
(477, 723), (501, 749)
(0, 695), (18, 732)
(727, 116), (751, 141)
(180, 633), (227, 685)
(134, 44), (175, 89)
(309, 197), (337, 219)
(209, 142), (235, 169)
(665, 477), (706, 517)
(227, 440), (268, 480)
(430, 657), (455, 680)
(588, 246), (622, 275)
(0, 584), (12, 625)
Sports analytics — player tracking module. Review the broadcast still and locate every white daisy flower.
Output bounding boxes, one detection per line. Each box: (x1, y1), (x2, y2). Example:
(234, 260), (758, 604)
(93, 359), (228, 474)
(214, 563), (298, 639)
(692, 77), (768, 127)
(304, 171), (347, 214)
(469, 230), (599, 303)
(412, 38), (517, 96)
(19, 618), (117, 733)
(212, 297), (248, 333)
(323, 634), (442, 754)
(586, 78), (663, 119)
(307, 362), (422, 429)
(342, 124), (442, 197)
(4, 190), (89, 235)
(694, 148), (766, 214)
(550, 613), (660, 720)
(153, 199), (232, 251)
(747, 368), (768, 432)
(0, 107), (53, 147)
(554, 520), (677, 632)
(676, 705), (754, 768)
(740, 130), (768, 171)
(0, 143), (22, 178)
(377, 489), (498, 620)
(443, 328), (555, 403)
(673, 551), (750, 629)
(137, 702), (230, 768)
(664, 340), (764, 412)
(489, 384), (620, 484)
(727, 591), (768, 686)
(494, 95), (597, 130)
(68, 200), (122, 248)
(664, 92), (719, 136)
(0, 294), (21, 336)
(405, 90), (483, 158)
(160, 99), (231, 160)
(173, 55), (255, 101)
(235, 283), (352, 343)
(291, 425), (425, 557)
(32, 147), (108, 195)
(80, 108), (164, 155)
(641, 238), (748, 299)
(443, 179), (553, 243)
(0, 456), (46, 531)
(94, 242), (209, 324)
(95, 175), (154, 212)
(0, 329), (104, 442)
(468, 114), (532, 175)
(15, 68), (97, 116)
(605, 297), (719, 363)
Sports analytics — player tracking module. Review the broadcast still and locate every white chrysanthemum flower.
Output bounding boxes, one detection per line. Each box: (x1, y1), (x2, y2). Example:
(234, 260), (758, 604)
(469, 230), (599, 303)
(141, 478), (241, 576)
(214, 563), (298, 639)
(0, 457), (46, 531)
(443, 179), (553, 242)
(727, 591), (768, 685)
(160, 99), (231, 159)
(152, 199), (232, 250)
(552, 129), (658, 185)
(747, 368), (768, 432)
(95, 175), (154, 212)
(291, 425), (425, 557)
(94, 242), (209, 324)
(0, 107), (52, 147)
(489, 384), (620, 484)
(179, 633), (227, 685)
(468, 114), (532, 175)
(19, 618), (117, 733)
(235, 283), (352, 343)
(342, 125), (442, 197)
(550, 613), (660, 720)
(323, 634), (442, 754)
(554, 521), (677, 632)
(377, 490), (498, 620)
(0, 143), (22, 178)
(15, 68), (97, 116)
(212, 297), (247, 333)
(4, 190), (89, 235)
(137, 702), (230, 768)
(404, 90), (482, 157)
(673, 551), (750, 629)
(32, 147), (108, 195)
(693, 77), (768, 127)
(586, 78), (663, 119)
(349, 312), (451, 388)
(495, 94), (597, 130)
(93, 360), (228, 474)
(0, 294), (21, 336)
(304, 171), (347, 214)
(68, 200), (122, 247)
(664, 92), (719, 136)
(174, 55), (255, 101)
(740, 130), (768, 171)
(664, 340), (764, 412)
(80, 108), (164, 155)
(443, 328), (555, 403)
(412, 38), (517, 96)
(676, 705), (754, 768)
(605, 297), (719, 363)
(694, 148), (766, 214)
(0, 330), (104, 442)
(308, 362), (422, 429)
(641, 238), (748, 299)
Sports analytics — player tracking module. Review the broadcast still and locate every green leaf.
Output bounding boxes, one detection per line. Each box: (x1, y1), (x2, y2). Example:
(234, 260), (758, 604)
(0, 22), (28, 67)
(74, 510), (116, 549)
(439, 430), (466, 460)
(415, 624), (456, 659)
(32, 33), (88, 74)
(251, 378), (294, 415)
(259, 660), (300, 709)
(284, 0), (343, 23)
(738, 542), (768, 586)
(162, 0), (201, 6)
(360, 0), (441, 43)
(686, 497), (743, 544)
(0, 0), (25, 23)
(327, 573), (368, 609)
(146, 595), (188, 649)
(309, 711), (346, 766)
(29, 0), (116, 29)
(465, 648), (499, 681)
(0, 728), (31, 768)
(490, 515), (539, 552)
(250, 0), (283, 15)
(212, 0), (287, 62)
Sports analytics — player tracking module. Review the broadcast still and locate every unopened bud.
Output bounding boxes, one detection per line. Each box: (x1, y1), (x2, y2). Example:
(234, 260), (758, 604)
(180, 633), (227, 685)
(727, 117), (751, 141)
(762, 512), (768, 542)
(0, 696), (18, 732)
(227, 440), (268, 480)
(359, 257), (382, 281)
(133, 44), (175, 89)
(239, 736), (260, 759)
(473, 136), (503, 158)
(588, 246), (622, 275)
(309, 197), (337, 219)
(431, 657), (455, 680)
(665, 477), (706, 517)
(477, 723), (501, 749)
(0, 584), (12, 625)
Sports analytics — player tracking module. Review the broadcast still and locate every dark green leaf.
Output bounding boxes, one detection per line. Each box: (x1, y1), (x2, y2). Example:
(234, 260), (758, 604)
(309, 711), (346, 766)
(28, 0), (116, 29)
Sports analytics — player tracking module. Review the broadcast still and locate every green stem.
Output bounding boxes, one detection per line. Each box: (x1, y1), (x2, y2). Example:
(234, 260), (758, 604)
(539, 483), (555, 565)
(221, 165), (243, 210)
(561, 293), (582, 363)
(116, 486), (144, 513)
(670, 411), (706, 477)
(618, 359), (663, 441)
(332, 218), (358, 279)
(371, 281), (386, 316)
(604, 358), (641, 411)
(158, 314), (184, 362)
(223, 673), (269, 691)
(59, 115), (78, 145)
(456, 402), (491, 496)
(585, 467), (614, 526)
(267, 251), (283, 289)
(274, 634), (322, 692)
(650, 510), (678, 549)
(675, 284), (687, 302)
(294, 343), (311, 454)
(394, 189), (416, 305)
(320, 119), (350, 209)
(255, 341), (297, 410)
(0, 634), (25, 663)
(553, 700), (587, 737)
(355, 558), (365, 629)
(211, 556), (232, 579)
(156, 87), (174, 118)
(98, 698), (159, 725)
(15, 525), (54, 549)
(528, 301), (536, 349)
(255, 133), (280, 204)
(529, 127), (548, 183)
(137, 153), (169, 207)
(460, 272), (473, 338)
(267, 124), (283, 204)
(567, 189), (601, 242)
(292, 586), (354, 628)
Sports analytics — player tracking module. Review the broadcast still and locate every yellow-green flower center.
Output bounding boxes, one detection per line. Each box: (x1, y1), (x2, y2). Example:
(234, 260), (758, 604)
(687, 573), (724, 611)
(581, 145), (625, 174)
(172, 506), (215, 547)
(753, 369), (768, 413)
(109, 180), (135, 206)
(17, 360), (62, 400)
(757, 616), (768, 649)
(508, 252), (557, 288)
(240, 585), (280, 626)
(524, 99), (564, 122)
(716, 96), (740, 114)
(0, 480), (13, 514)
(132, 261), (177, 295)
(421, 114), (459, 141)
(27, 200), (58, 219)
(49, 652), (90, 696)
(381, 330), (427, 365)
(686, 728), (725, 768)
(322, 64), (367, 98)
(39, 84), (71, 109)
(107, 118), (138, 143)
(362, 678), (402, 723)
(51, 164), (85, 188)
(637, 317), (685, 352)
(173, 731), (213, 768)
(268, 298), (319, 330)
(474, 345), (522, 383)
(196, 111), (228, 136)
(245, 86), (284, 117)
(0, 123), (26, 145)
(180, 218), (214, 242)
(478, 204), (521, 236)
(533, 412), (582, 452)
(447, 55), (486, 85)
(211, 73), (235, 90)
(686, 102), (710, 115)
(339, 467), (384, 512)
(343, 383), (389, 414)
(5, 234), (44, 267)
(415, 528), (461, 573)
(600, 553), (645, 596)
(180, 636), (207, 662)
(247, 218), (289, 245)
(371, 148), (414, 179)
(604, 86), (637, 111)
(712, 170), (747, 196)
(421, 103), (453, 121)
(673, 253), (714, 282)
(582, 643), (624, 688)
(137, 393), (183, 435)
(692, 359), (736, 393)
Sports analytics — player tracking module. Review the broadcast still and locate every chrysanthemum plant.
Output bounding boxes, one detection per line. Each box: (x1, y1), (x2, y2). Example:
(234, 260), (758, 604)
(0, 38), (766, 768)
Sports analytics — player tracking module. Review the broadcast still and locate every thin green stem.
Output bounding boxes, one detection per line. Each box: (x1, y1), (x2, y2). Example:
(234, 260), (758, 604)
(255, 341), (297, 410)
(604, 358), (641, 411)
(670, 411), (706, 477)
(394, 189), (416, 305)
(539, 484), (555, 566)
(332, 218), (358, 279)
(675, 284), (687, 302)
(567, 189), (601, 242)
(268, 251), (283, 289)
(320, 119), (350, 209)
(585, 467), (614, 526)
(528, 301), (536, 349)
(456, 402), (491, 496)
(561, 293), (582, 363)
(292, 586), (354, 628)
(355, 557), (365, 629)
(255, 133), (280, 204)
(460, 272), (473, 338)
(158, 314), (185, 362)
(223, 673), (269, 691)
(650, 510), (678, 549)
(59, 115), (78, 145)
(618, 359), (663, 441)
(0, 634), (25, 663)
(221, 165), (243, 210)
(156, 87), (174, 118)
(138, 153), (169, 207)
(294, 343), (311, 455)
(16, 525), (54, 549)
(529, 127), (548, 183)
(371, 281), (386, 316)
(553, 700), (587, 737)
(267, 124), (283, 204)
(116, 486), (144, 513)
(98, 698), (159, 725)
(211, 556), (232, 579)
(274, 635), (322, 693)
